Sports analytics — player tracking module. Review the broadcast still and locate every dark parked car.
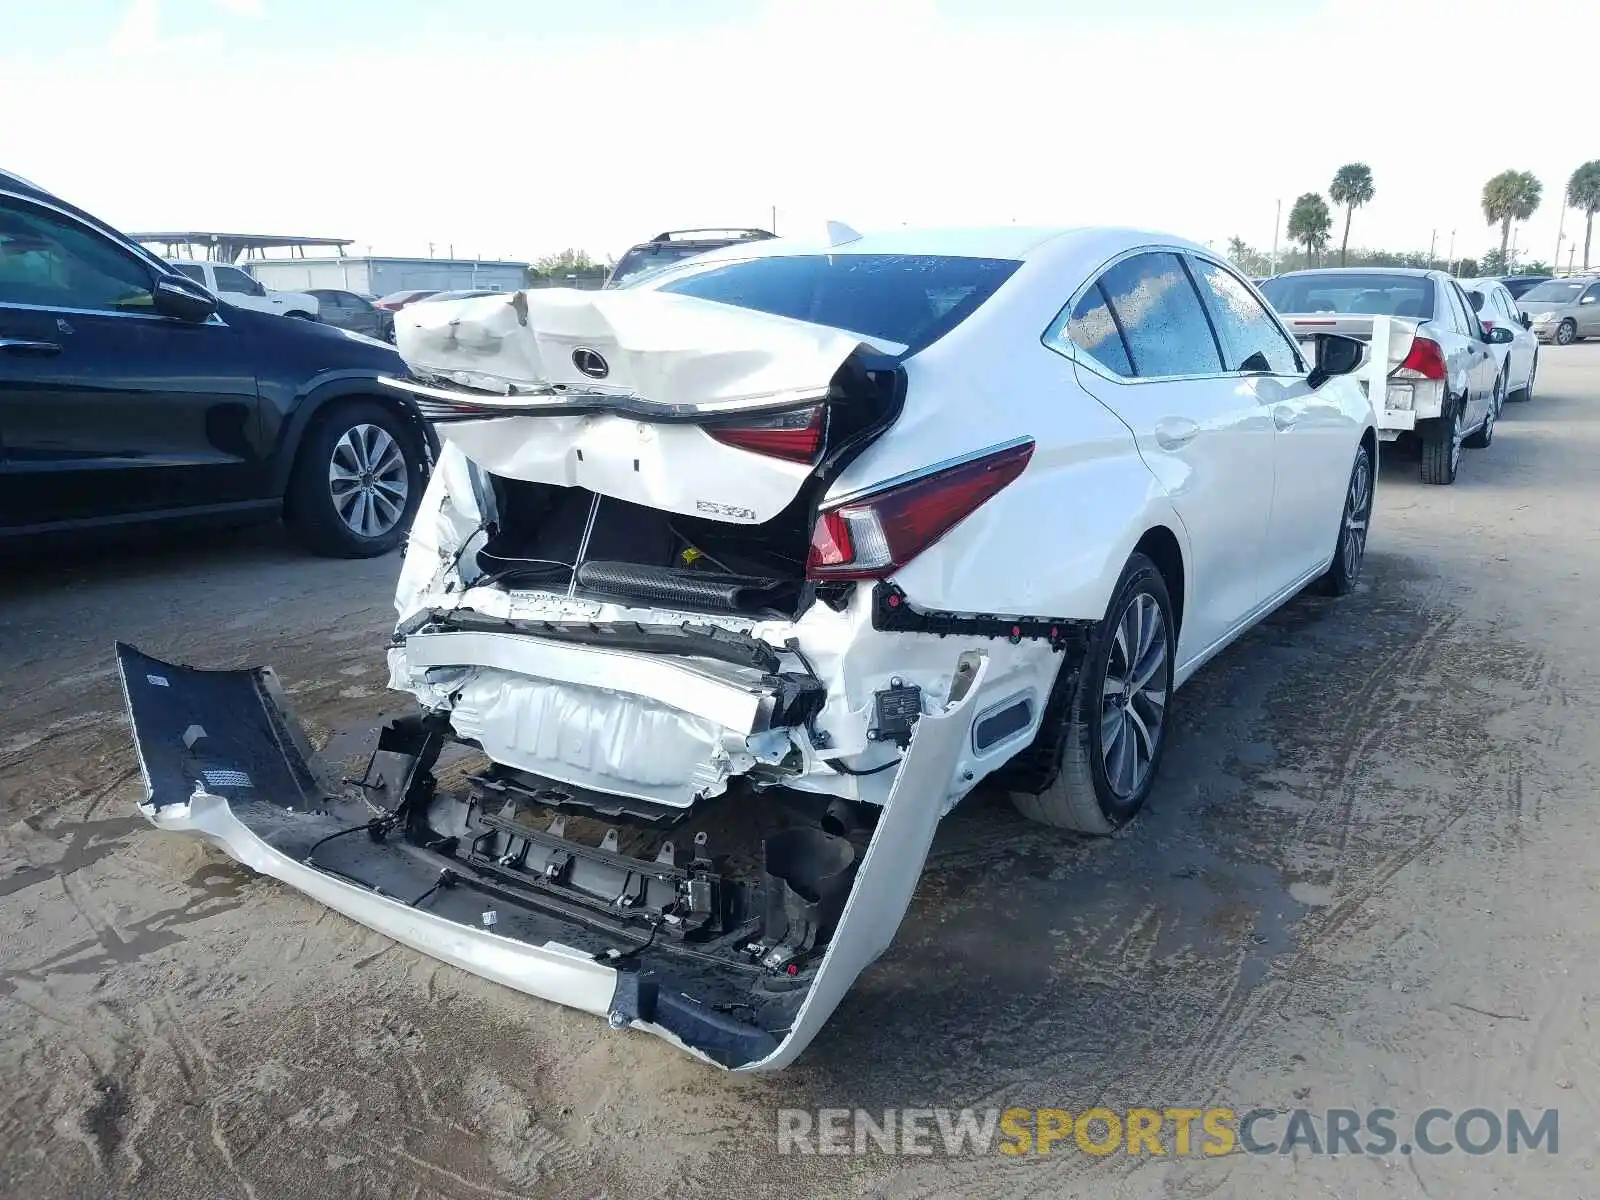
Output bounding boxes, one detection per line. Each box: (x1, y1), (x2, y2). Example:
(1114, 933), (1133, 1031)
(373, 288), (439, 311)
(603, 228), (776, 288)
(0, 169), (434, 557)
(1499, 275), (1552, 300)
(307, 288), (394, 341)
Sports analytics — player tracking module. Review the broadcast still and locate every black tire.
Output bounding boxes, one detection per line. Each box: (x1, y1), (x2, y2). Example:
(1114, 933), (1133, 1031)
(1419, 395), (1462, 485)
(1508, 353), (1536, 403)
(284, 399), (425, 558)
(1463, 375), (1500, 449)
(1318, 442), (1373, 597)
(1555, 319), (1576, 346)
(1011, 553), (1175, 834)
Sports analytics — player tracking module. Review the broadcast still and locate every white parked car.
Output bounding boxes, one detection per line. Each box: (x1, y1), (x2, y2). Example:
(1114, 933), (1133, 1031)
(120, 227), (1376, 1070)
(1462, 277), (1538, 402)
(165, 259), (319, 320)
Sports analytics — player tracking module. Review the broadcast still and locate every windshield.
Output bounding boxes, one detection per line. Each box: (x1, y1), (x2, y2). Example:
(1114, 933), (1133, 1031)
(1518, 279), (1588, 304)
(1259, 273), (1435, 318)
(649, 253), (1020, 351)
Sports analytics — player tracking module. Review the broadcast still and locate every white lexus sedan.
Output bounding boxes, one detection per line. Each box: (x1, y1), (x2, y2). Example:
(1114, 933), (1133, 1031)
(119, 226), (1377, 1070)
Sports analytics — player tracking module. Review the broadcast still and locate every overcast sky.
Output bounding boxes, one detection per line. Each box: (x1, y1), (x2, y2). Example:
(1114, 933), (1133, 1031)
(4, 0), (1596, 267)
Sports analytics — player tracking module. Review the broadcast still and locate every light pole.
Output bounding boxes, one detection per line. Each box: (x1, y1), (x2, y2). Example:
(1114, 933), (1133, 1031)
(1554, 203), (1566, 275)
(1270, 198), (1281, 275)
(1446, 230), (1455, 274)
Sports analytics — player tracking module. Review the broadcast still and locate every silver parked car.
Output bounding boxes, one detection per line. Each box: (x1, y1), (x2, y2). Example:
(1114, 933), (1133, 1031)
(1259, 268), (1505, 485)
(1516, 276), (1600, 345)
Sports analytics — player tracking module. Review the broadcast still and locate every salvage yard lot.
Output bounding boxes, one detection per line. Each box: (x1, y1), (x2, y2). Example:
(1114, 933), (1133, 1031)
(3, 348), (1600, 1199)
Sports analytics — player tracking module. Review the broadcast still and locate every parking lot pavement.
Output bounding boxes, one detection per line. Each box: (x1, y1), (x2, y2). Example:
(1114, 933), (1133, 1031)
(2, 347), (1599, 1199)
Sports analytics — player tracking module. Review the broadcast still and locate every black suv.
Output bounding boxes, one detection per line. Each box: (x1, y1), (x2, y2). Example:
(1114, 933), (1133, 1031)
(603, 227), (776, 288)
(0, 170), (433, 557)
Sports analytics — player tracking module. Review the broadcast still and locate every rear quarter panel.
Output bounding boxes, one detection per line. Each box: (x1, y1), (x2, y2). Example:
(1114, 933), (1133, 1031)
(828, 322), (1187, 630)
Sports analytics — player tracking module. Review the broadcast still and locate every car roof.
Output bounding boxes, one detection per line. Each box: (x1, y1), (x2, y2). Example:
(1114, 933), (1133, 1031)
(1268, 266), (1440, 279)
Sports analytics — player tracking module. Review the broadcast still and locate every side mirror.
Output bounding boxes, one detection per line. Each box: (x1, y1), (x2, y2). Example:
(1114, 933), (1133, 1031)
(1488, 325), (1514, 344)
(1307, 332), (1364, 389)
(1520, 312), (1532, 330)
(152, 276), (218, 323)
(1581, 295), (1597, 305)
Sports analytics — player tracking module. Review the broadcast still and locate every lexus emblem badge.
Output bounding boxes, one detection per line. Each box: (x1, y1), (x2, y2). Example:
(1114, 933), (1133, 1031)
(572, 347), (609, 379)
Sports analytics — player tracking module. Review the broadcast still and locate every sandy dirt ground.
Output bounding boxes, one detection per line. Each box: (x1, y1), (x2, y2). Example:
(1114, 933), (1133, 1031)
(2, 347), (1599, 1199)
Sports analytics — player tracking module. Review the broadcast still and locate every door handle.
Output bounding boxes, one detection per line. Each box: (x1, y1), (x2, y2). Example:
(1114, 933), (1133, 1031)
(1272, 405), (1299, 431)
(1154, 417), (1200, 450)
(0, 338), (62, 356)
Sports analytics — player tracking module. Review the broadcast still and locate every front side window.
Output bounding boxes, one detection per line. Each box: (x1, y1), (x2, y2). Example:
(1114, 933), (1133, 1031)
(0, 200), (155, 312)
(1582, 283), (1600, 304)
(171, 261), (207, 284)
(211, 265), (259, 295)
(1189, 258), (1302, 374)
(1094, 252), (1223, 378)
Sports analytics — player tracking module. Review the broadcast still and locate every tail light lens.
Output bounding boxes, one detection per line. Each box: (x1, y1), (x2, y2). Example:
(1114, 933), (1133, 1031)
(706, 406), (824, 463)
(805, 440), (1034, 580)
(1395, 335), (1447, 381)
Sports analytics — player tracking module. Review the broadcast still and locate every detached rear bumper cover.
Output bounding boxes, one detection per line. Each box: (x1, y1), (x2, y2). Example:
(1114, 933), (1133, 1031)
(116, 642), (986, 1070)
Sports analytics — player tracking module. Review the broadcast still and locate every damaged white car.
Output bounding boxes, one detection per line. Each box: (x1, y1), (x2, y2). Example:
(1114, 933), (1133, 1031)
(118, 227), (1377, 1069)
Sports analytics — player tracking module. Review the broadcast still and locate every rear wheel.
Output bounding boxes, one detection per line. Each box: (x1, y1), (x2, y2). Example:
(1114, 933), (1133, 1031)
(285, 400), (425, 557)
(1556, 319), (1577, 346)
(1463, 375), (1501, 449)
(1011, 553), (1174, 834)
(1419, 396), (1462, 485)
(1509, 352), (1536, 403)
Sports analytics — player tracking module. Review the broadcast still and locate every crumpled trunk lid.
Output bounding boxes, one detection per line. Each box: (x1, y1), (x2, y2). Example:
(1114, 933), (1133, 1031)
(385, 288), (881, 525)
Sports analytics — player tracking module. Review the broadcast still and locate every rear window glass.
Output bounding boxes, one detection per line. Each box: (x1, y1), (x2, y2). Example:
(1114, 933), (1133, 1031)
(1517, 279), (1587, 304)
(651, 253), (1020, 350)
(1260, 273), (1434, 319)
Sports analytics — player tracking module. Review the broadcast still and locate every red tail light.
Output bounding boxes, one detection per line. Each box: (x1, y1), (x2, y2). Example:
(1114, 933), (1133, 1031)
(805, 440), (1034, 580)
(1396, 336), (1447, 381)
(706, 406), (824, 463)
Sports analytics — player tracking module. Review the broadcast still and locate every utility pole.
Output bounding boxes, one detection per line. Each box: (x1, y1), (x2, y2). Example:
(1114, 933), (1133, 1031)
(1428, 229), (1437, 269)
(1270, 198), (1281, 275)
(1446, 230), (1455, 274)
(1509, 224), (1518, 271)
(770, 205), (777, 235)
(1554, 203), (1566, 274)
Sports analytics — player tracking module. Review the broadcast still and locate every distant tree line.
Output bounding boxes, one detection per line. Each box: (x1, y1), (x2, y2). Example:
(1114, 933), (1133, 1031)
(1262, 159), (1600, 277)
(525, 248), (610, 286)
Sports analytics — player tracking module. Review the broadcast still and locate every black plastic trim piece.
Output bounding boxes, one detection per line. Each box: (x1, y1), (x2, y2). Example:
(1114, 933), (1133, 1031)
(870, 584), (1096, 652)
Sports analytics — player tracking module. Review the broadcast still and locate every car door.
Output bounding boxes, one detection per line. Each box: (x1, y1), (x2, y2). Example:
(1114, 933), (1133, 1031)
(1580, 282), (1600, 336)
(1441, 281), (1493, 426)
(1495, 286), (1535, 387)
(1062, 250), (1276, 661)
(1187, 255), (1354, 593)
(0, 192), (265, 529)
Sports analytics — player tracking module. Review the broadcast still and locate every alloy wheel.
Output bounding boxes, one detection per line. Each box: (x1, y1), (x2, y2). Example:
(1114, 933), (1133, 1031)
(1557, 320), (1575, 346)
(1450, 406), (1463, 474)
(329, 423), (409, 539)
(1342, 451), (1372, 582)
(1099, 592), (1169, 799)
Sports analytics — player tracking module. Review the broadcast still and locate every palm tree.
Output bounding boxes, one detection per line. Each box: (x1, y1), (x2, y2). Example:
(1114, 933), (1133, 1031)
(1226, 236), (1249, 264)
(1567, 161), (1600, 272)
(1329, 163), (1374, 266)
(1287, 193), (1332, 268)
(1481, 170), (1543, 263)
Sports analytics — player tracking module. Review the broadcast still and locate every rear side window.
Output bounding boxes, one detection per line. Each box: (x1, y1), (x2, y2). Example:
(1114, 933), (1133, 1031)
(1094, 252), (1223, 378)
(1051, 284), (1132, 375)
(171, 262), (206, 284)
(1189, 258), (1302, 374)
(652, 253), (1020, 351)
